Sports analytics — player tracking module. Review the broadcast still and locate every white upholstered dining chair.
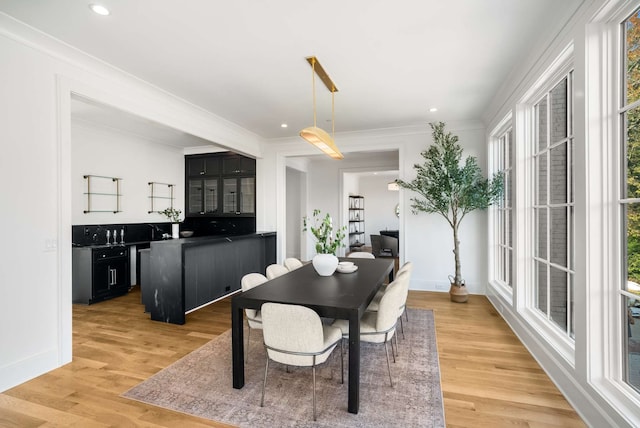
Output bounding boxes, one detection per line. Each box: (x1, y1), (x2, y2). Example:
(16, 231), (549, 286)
(260, 302), (343, 421)
(283, 257), (304, 271)
(332, 277), (405, 387)
(240, 273), (268, 362)
(346, 251), (375, 259)
(366, 263), (412, 342)
(266, 263), (289, 280)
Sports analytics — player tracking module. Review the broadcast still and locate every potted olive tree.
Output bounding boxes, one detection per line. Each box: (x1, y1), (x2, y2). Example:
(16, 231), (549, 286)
(397, 122), (503, 302)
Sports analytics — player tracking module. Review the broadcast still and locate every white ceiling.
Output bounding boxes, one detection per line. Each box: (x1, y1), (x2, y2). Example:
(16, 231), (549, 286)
(1, 0), (582, 140)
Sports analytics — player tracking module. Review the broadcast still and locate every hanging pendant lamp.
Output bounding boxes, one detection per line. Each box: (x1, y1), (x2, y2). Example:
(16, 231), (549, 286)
(300, 56), (343, 160)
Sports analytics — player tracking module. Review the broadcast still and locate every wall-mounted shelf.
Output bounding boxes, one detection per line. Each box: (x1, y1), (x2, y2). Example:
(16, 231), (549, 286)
(83, 175), (122, 214)
(348, 195), (365, 249)
(148, 182), (175, 213)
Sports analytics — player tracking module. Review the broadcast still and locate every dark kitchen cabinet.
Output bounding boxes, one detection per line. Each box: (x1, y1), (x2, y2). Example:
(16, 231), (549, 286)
(72, 246), (130, 304)
(185, 152), (255, 218)
(222, 177), (255, 215)
(187, 178), (219, 215)
(187, 155), (220, 177)
(150, 232), (276, 324)
(184, 240), (237, 311)
(222, 155), (256, 175)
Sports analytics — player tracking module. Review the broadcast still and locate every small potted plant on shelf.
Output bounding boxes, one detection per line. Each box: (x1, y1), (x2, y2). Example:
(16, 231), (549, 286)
(397, 122), (503, 302)
(303, 209), (347, 276)
(160, 207), (182, 239)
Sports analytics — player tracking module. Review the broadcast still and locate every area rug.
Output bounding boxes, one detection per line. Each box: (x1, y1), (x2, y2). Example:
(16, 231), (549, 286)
(122, 308), (445, 427)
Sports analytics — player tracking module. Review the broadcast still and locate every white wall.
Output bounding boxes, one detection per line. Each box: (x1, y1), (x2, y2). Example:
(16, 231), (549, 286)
(358, 174), (399, 246)
(261, 124), (489, 295)
(71, 120), (185, 225)
(0, 13), (262, 392)
(400, 125), (489, 294)
(285, 167), (304, 259)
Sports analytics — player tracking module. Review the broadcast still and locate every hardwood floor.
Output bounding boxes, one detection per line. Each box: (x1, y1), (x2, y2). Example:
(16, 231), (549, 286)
(0, 287), (585, 427)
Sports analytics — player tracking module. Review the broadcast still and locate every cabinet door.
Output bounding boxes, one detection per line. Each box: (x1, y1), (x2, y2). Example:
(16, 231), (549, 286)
(109, 257), (129, 292)
(204, 156), (220, 176)
(222, 156), (241, 175)
(92, 261), (111, 297)
(187, 179), (204, 215)
(239, 177), (255, 214)
(223, 156), (255, 175)
(222, 178), (238, 214)
(203, 178), (219, 214)
(187, 156), (221, 176)
(239, 157), (256, 174)
(187, 157), (206, 176)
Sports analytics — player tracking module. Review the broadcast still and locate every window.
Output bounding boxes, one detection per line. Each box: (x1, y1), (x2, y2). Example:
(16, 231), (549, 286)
(491, 121), (513, 289)
(533, 71), (575, 339)
(620, 6), (640, 393)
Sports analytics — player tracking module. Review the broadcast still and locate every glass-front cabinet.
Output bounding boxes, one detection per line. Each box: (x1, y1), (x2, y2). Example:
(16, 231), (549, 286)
(188, 178), (219, 215)
(186, 152), (255, 218)
(223, 177), (255, 215)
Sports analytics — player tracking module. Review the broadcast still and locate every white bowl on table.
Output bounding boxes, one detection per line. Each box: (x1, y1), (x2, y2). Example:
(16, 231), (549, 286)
(337, 262), (358, 273)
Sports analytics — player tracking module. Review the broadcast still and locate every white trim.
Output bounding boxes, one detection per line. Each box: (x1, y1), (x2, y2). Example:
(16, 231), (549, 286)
(56, 75), (73, 365)
(488, 113), (514, 300)
(518, 47), (576, 361)
(583, 0), (640, 424)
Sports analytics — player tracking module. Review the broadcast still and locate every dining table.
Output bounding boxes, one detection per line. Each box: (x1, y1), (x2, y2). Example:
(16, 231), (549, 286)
(231, 257), (395, 414)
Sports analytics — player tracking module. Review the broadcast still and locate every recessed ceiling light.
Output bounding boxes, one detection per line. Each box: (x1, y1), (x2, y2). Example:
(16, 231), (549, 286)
(429, 107), (438, 112)
(280, 123), (288, 128)
(89, 4), (110, 16)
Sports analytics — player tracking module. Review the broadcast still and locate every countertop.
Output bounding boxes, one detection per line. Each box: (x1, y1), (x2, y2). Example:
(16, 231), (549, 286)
(149, 231), (276, 248)
(73, 232), (276, 250)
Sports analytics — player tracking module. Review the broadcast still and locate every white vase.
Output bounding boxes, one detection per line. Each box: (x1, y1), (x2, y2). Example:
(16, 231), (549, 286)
(172, 223), (180, 239)
(312, 253), (339, 276)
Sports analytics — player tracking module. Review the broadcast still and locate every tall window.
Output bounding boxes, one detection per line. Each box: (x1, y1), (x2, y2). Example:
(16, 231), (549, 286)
(620, 7), (640, 393)
(533, 71), (575, 338)
(492, 125), (513, 288)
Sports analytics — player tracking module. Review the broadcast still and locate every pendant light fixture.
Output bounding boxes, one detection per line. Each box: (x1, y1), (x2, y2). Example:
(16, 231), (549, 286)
(300, 56), (343, 159)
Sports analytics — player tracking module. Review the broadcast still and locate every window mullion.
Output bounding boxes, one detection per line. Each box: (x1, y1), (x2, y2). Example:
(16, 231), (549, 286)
(546, 94), (552, 320)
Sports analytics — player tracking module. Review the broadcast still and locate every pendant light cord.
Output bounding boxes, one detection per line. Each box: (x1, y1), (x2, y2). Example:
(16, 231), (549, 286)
(332, 89), (335, 138)
(312, 58), (317, 127)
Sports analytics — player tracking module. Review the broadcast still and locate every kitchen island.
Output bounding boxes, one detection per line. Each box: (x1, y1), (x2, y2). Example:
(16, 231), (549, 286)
(146, 231), (276, 324)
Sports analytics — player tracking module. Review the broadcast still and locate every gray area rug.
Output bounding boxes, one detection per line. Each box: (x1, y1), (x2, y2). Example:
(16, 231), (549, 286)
(122, 308), (445, 427)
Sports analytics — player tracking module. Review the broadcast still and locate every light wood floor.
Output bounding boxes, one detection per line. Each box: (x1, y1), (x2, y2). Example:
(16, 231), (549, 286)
(0, 288), (585, 427)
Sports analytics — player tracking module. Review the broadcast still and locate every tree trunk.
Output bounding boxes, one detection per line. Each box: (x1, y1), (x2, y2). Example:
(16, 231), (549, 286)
(452, 222), (462, 286)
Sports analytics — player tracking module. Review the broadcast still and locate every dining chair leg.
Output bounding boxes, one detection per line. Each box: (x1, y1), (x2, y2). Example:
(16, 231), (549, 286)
(260, 357), (269, 407)
(391, 337), (396, 363)
(393, 333), (399, 359)
(340, 338), (344, 384)
(245, 324), (251, 363)
(400, 315), (405, 340)
(312, 358), (317, 421)
(384, 337), (394, 388)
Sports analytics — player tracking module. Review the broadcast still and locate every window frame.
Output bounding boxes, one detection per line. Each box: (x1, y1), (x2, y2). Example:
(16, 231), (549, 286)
(489, 112), (514, 299)
(517, 43), (576, 364)
(585, 0), (640, 411)
(532, 71), (575, 339)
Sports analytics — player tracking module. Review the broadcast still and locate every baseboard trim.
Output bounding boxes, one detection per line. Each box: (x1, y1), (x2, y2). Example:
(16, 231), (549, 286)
(0, 348), (60, 393)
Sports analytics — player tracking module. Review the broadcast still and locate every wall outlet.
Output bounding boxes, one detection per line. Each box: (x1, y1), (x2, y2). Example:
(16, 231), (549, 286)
(44, 238), (58, 252)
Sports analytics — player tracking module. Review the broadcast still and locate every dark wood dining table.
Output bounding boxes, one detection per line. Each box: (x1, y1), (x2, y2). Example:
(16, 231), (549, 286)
(231, 257), (394, 414)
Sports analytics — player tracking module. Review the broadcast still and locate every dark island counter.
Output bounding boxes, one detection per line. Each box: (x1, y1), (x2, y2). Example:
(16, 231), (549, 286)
(146, 231), (276, 324)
